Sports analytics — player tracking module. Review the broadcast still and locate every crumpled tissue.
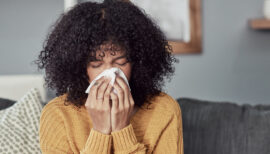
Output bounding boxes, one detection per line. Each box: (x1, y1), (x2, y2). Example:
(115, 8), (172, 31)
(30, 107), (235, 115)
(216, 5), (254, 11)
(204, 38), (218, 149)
(85, 67), (131, 94)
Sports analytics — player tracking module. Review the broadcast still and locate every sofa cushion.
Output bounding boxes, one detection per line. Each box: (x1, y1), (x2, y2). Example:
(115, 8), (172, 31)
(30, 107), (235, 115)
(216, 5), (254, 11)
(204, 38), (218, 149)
(177, 98), (270, 154)
(0, 98), (16, 110)
(0, 88), (43, 153)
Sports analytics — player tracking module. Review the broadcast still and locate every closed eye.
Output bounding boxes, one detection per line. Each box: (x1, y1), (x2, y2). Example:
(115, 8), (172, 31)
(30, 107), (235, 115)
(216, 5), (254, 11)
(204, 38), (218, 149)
(90, 61), (129, 68)
(116, 61), (128, 66)
(90, 64), (102, 68)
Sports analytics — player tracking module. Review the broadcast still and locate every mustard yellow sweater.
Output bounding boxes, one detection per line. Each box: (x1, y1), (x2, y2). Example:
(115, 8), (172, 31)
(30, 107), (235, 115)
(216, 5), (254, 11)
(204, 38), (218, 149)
(39, 92), (184, 154)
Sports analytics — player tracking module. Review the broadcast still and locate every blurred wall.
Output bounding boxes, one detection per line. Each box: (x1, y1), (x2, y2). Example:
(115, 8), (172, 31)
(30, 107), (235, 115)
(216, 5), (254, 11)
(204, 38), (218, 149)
(0, 0), (269, 105)
(165, 0), (270, 105)
(0, 0), (63, 74)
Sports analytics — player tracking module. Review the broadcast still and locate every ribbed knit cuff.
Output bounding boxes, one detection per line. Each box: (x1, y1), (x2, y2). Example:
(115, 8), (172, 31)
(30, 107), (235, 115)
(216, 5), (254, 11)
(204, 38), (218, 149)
(111, 124), (137, 151)
(82, 128), (112, 154)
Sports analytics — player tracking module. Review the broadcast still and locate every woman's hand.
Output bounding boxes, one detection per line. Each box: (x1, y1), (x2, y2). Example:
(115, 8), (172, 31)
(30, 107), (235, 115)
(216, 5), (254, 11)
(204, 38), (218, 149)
(110, 74), (135, 132)
(85, 76), (113, 135)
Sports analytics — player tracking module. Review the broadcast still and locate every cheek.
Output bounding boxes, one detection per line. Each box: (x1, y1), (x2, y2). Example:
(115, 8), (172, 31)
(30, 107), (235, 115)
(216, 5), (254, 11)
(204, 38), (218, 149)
(122, 64), (132, 81)
(87, 68), (101, 83)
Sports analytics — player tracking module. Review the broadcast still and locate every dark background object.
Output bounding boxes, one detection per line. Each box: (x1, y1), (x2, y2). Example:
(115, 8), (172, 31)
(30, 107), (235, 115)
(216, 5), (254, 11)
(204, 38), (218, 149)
(0, 98), (16, 110)
(177, 97), (270, 154)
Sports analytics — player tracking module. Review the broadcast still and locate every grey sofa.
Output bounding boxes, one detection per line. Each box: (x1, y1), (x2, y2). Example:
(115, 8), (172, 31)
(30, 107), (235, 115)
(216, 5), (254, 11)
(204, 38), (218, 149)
(177, 98), (270, 154)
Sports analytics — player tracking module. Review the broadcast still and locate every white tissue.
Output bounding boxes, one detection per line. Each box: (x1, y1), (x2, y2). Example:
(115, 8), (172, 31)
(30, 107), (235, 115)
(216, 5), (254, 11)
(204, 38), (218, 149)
(85, 67), (131, 94)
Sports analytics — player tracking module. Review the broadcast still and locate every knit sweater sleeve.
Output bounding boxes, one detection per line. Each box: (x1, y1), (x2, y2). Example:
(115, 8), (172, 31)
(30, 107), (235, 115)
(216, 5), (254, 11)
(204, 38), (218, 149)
(39, 103), (73, 153)
(111, 123), (147, 154)
(39, 102), (112, 154)
(153, 97), (184, 154)
(110, 96), (184, 154)
(80, 128), (112, 154)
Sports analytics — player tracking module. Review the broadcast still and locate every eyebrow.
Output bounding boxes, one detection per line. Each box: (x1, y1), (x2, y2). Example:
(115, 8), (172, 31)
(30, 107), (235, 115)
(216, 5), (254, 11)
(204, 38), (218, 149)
(92, 54), (127, 62)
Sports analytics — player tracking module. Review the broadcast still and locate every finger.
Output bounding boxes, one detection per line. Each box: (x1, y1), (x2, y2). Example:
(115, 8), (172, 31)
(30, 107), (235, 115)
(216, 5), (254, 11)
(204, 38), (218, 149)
(115, 75), (129, 92)
(112, 81), (124, 109)
(88, 76), (105, 104)
(104, 78), (113, 107)
(110, 92), (119, 110)
(86, 78), (104, 105)
(129, 91), (135, 107)
(115, 75), (130, 108)
(97, 78), (111, 103)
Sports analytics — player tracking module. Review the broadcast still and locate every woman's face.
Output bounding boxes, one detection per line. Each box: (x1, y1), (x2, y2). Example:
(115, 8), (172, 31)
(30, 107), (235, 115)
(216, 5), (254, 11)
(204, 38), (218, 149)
(86, 43), (132, 83)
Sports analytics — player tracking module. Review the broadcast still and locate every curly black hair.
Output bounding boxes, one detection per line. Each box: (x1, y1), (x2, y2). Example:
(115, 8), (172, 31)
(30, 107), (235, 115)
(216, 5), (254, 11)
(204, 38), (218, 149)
(35, 0), (179, 109)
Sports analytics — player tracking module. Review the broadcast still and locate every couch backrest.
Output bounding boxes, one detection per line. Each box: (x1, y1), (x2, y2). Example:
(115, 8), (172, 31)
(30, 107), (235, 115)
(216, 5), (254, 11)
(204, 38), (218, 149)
(177, 98), (270, 154)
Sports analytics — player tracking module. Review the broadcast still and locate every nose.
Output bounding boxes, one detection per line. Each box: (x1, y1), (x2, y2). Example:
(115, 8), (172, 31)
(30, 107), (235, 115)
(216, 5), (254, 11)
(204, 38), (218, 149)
(104, 63), (117, 70)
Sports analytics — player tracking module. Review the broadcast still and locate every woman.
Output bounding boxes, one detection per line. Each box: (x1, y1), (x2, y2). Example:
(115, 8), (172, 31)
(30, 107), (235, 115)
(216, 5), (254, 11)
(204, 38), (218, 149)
(36, 0), (183, 153)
